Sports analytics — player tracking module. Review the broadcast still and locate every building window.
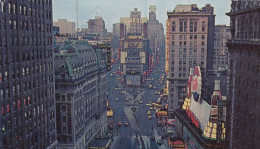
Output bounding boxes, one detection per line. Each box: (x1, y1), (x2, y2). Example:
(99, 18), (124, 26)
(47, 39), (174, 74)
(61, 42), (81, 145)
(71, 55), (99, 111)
(257, 65), (260, 75)
(179, 35), (182, 40)
(63, 116), (66, 122)
(202, 35), (205, 39)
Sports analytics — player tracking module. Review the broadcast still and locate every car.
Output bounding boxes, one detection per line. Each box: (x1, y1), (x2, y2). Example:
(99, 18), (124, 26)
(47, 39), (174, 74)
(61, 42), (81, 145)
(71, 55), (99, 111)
(150, 107), (153, 110)
(115, 98), (119, 102)
(146, 104), (152, 106)
(150, 135), (155, 141)
(124, 121), (129, 126)
(117, 121), (122, 126)
(148, 115), (152, 120)
(157, 139), (163, 145)
(139, 100), (143, 104)
(147, 111), (151, 115)
(154, 91), (158, 95)
(153, 107), (157, 110)
(125, 98), (129, 101)
(121, 91), (124, 94)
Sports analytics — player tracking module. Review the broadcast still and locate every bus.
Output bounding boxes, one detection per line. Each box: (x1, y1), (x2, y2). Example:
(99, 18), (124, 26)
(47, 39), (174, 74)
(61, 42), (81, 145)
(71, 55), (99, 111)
(152, 103), (162, 107)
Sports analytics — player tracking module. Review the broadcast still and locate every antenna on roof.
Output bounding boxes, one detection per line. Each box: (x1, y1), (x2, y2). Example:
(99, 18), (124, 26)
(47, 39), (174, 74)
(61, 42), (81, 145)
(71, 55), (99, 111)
(76, 0), (79, 36)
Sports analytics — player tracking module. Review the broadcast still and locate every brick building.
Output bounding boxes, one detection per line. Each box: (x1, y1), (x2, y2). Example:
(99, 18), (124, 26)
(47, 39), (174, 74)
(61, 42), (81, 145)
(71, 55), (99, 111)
(166, 4), (215, 116)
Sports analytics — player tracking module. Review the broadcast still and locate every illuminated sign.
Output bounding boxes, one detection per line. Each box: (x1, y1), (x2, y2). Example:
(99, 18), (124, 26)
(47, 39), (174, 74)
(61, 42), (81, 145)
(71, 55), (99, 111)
(124, 42), (142, 49)
(191, 66), (202, 102)
(165, 19), (170, 75)
(173, 140), (185, 149)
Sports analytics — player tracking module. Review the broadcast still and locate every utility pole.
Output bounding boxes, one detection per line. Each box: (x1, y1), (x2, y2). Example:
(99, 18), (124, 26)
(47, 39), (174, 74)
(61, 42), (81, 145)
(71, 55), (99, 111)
(76, 0), (79, 37)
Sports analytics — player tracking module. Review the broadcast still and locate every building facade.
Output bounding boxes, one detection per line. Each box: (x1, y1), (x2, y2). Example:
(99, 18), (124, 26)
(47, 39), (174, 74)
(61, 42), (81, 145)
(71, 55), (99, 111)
(226, 0), (260, 148)
(87, 16), (107, 37)
(147, 6), (165, 69)
(119, 9), (150, 86)
(166, 4), (215, 116)
(54, 41), (107, 149)
(53, 19), (76, 37)
(213, 25), (231, 70)
(120, 8), (148, 35)
(0, 0), (57, 148)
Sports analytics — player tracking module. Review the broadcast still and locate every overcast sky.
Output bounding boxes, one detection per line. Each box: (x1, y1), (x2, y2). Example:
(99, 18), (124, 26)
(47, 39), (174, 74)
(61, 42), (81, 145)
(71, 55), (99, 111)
(53, 0), (231, 32)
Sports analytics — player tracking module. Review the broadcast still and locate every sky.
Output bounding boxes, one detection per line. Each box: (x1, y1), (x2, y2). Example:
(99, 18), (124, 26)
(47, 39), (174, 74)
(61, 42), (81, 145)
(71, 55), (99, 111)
(53, 0), (231, 32)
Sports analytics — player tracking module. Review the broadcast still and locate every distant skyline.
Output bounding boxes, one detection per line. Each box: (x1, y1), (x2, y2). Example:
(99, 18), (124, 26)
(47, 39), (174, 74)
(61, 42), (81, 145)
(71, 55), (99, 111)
(53, 0), (231, 32)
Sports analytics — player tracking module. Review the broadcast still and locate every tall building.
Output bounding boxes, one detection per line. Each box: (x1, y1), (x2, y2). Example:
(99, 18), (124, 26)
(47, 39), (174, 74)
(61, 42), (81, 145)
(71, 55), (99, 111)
(166, 4), (215, 116)
(226, 0), (260, 148)
(87, 16), (107, 37)
(54, 41), (108, 148)
(0, 0), (57, 148)
(147, 6), (165, 69)
(213, 25), (231, 70)
(78, 17), (112, 45)
(120, 8), (148, 35)
(111, 23), (121, 60)
(119, 9), (150, 86)
(53, 19), (76, 37)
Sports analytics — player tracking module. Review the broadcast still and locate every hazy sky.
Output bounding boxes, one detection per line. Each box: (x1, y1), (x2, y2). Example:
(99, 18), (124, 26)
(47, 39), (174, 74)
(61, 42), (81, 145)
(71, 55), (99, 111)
(53, 0), (231, 32)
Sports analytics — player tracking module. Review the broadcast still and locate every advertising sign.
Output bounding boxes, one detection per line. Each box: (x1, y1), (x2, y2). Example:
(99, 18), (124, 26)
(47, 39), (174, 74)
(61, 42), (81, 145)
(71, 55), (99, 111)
(165, 19), (170, 75)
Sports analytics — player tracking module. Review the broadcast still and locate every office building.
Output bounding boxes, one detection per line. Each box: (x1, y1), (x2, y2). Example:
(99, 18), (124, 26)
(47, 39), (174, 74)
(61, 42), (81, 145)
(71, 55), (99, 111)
(213, 25), (231, 70)
(0, 0), (57, 148)
(166, 4), (215, 116)
(147, 6), (165, 69)
(119, 9), (150, 86)
(53, 19), (76, 37)
(226, 0), (260, 148)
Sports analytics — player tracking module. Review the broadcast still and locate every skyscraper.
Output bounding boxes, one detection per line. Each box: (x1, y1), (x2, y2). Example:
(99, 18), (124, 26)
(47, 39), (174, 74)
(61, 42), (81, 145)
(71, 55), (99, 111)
(147, 6), (165, 70)
(226, 0), (260, 148)
(213, 25), (231, 70)
(166, 4), (215, 116)
(0, 0), (57, 148)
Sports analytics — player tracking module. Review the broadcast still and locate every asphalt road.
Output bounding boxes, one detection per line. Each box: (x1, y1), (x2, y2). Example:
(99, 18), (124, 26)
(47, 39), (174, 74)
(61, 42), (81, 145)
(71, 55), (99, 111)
(107, 52), (169, 149)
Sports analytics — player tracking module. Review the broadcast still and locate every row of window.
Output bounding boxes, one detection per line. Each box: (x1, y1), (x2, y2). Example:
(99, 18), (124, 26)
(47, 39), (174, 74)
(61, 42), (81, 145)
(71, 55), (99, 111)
(172, 34), (205, 40)
(1, 1), (52, 19)
(173, 41), (205, 46)
(172, 20), (206, 32)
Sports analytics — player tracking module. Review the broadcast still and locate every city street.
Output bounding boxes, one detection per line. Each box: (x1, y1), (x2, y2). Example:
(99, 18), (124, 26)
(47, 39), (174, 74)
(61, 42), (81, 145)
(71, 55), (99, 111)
(106, 52), (172, 149)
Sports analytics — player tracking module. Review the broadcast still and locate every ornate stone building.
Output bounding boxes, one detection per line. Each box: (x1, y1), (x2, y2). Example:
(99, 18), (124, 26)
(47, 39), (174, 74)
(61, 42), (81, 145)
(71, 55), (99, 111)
(54, 41), (107, 148)
(226, 0), (260, 148)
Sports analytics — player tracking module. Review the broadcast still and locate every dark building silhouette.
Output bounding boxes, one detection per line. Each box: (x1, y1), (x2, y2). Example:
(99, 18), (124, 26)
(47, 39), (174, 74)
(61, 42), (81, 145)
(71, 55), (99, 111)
(0, 0), (57, 148)
(226, 0), (260, 148)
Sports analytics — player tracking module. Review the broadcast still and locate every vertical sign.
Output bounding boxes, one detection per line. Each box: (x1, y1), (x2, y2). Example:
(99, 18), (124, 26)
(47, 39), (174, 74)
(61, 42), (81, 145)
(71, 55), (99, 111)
(165, 19), (170, 75)
(107, 46), (111, 71)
